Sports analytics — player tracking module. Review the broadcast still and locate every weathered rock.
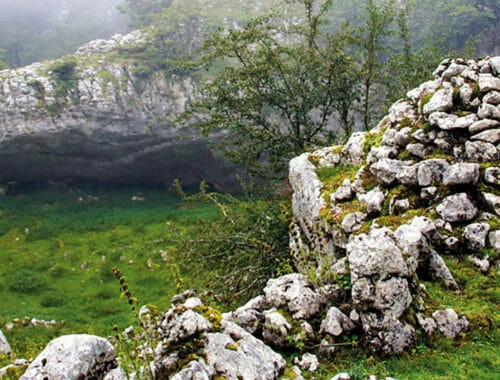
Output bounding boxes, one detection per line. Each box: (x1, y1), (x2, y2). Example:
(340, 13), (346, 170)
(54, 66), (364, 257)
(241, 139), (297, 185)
(423, 87), (454, 115)
(370, 159), (412, 187)
(483, 192), (500, 215)
(295, 353), (319, 373)
(341, 211), (367, 234)
(489, 230), (500, 252)
(373, 277), (412, 319)
(484, 91), (500, 105)
(432, 309), (469, 339)
(358, 187), (385, 215)
(406, 143), (429, 158)
(159, 309), (212, 344)
(204, 321), (286, 380)
(442, 163), (480, 186)
(169, 360), (211, 380)
(331, 373), (352, 380)
(0, 330), (10, 355)
(464, 140), (498, 162)
(0, 32), (239, 190)
(20, 334), (117, 380)
(468, 255), (490, 273)
(396, 164), (418, 187)
(347, 227), (409, 282)
(320, 307), (356, 337)
(408, 216), (441, 245)
(395, 224), (428, 275)
(436, 193), (478, 223)
(262, 311), (292, 347)
(429, 250), (459, 290)
(484, 167), (500, 185)
(469, 118), (500, 134)
(416, 313), (437, 336)
(288, 287), (326, 320)
(360, 313), (415, 354)
(478, 73), (500, 92)
(463, 223), (490, 251)
(332, 179), (354, 202)
(263, 274), (313, 309)
(417, 159), (450, 187)
(471, 128), (500, 144)
(342, 132), (367, 165)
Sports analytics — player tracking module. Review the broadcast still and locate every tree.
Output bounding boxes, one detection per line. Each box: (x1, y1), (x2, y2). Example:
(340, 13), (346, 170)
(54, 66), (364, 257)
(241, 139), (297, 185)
(0, 49), (8, 70)
(187, 0), (361, 181)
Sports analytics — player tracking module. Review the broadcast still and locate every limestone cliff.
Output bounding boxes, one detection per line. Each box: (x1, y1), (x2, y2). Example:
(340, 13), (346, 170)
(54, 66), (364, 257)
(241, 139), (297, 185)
(0, 32), (238, 190)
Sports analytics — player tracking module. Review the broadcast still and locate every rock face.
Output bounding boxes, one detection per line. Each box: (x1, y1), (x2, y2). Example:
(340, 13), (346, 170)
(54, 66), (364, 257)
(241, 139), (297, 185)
(0, 32), (239, 191)
(20, 334), (118, 379)
(287, 56), (500, 354)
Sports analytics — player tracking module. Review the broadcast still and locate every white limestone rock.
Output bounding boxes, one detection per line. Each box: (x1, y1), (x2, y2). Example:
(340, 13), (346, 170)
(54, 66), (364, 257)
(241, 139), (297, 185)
(204, 320), (285, 380)
(483, 192), (500, 215)
(464, 140), (498, 162)
(417, 159), (450, 187)
(469, 119), (500, 134)
(423, 87), (454, 115)
(0, 330), (10, 355)
(432, 309), (469, 339)
(442, 163), (480, 186)
(347, 227), (409, 282)
(436, 193), (478, 223)
(471, 128), (500, 144)
(468, 255), (490, 274)
(320, 307), (356, 337)
(358, 186), (385, 215)
(20, 334), (117, 380)
(484, 167), (500, 185)
(342, 132), (367, 165)
(489, 230), (500, 252)
(370, 158), (412, 187)
(463, 223), (490, 251)
(478, 73), (500, 92)
(295, 353), (319, 373)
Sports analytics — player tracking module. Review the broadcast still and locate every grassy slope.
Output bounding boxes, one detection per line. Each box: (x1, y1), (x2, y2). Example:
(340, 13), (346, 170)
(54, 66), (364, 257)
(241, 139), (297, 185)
(0, 184), (220, 360)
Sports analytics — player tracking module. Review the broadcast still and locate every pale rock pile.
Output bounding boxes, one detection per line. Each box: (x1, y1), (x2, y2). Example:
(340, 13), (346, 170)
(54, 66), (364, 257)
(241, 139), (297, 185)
(287, 56), (499, 354)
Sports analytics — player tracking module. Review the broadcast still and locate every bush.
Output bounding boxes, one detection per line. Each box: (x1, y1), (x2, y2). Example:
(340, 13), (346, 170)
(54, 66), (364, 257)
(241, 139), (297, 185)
(40, 293), (65, 307)
(9, 269), (47, 294)
(170, 181), (292, 308)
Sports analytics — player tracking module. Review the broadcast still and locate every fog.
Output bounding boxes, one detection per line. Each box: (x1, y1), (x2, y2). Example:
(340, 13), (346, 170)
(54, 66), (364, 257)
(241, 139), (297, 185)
(0, 0), (129, 67)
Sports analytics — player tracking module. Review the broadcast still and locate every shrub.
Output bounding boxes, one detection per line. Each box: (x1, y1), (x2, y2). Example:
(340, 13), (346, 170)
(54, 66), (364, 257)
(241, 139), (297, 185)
(9, 269), (47, 294)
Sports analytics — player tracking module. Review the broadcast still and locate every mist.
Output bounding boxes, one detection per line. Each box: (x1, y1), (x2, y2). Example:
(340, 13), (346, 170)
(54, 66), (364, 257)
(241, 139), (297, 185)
(0, 0), (129, 67)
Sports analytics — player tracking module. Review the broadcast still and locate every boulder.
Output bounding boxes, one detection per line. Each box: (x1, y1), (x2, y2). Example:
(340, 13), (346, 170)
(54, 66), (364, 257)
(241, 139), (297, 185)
(423, 87), (454, 115)
(20, 334), (117, 380)
(436, 193), (478, 223)
(442, 163), (480, 186)
(432, 309), (469, 339)
(358, 187), (385, 215)
(320, 307), (356, 337)
(463, 223), (490, 251)
(0, 330), (11, 355)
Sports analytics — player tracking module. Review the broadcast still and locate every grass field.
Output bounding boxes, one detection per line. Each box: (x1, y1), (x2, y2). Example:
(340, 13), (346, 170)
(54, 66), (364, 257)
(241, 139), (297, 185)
(0, 183), (221, 359)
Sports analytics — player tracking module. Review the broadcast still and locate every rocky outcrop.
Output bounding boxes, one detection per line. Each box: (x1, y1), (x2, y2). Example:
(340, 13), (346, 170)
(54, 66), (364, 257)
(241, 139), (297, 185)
(287, 56), (499, 354)
(0, 32), (239, 191)
(20, 334), (118, 379)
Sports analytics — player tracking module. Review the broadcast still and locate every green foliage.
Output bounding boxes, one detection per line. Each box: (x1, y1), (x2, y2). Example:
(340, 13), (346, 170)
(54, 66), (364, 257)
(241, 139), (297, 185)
(117, 0), (173, 27)
(169, 181), (292, 308)
(9, 269), (47, 294)
(188, 0), (361, 181)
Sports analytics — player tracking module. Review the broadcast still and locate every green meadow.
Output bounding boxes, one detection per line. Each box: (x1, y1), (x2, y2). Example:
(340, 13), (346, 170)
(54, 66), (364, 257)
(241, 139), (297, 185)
(0, 183), (220, 358)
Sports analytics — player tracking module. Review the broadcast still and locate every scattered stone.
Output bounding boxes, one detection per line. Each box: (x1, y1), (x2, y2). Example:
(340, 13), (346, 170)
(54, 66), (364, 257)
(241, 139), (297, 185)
(483, 91), (500, 105)
(436, 193), (478, 223)
(420, 186), (438, 200)
(20, 334), (117, 380)
(406, 143), (429, 158)
(432, 309), (469, 339)
(320, 307), (356, 337)
(397, 165), (418, 187)
(484, 167), (500, 185)
(0, 330), (10, 355)
(358, 187), (385, 215)
(478, 74), (500, 92)
(463, 223), (490, 251)
(262, 311), (292, 347)
(294, 353), (319, 373)
(483, 192), (500, 215)
(468, 255), (490, 274)
(332, 179), (354, 202)
(416, 313), (437, 336)
(389, 197), (409, 215)
(489, 230), (500, 252)
(360, 313), (415, 354)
